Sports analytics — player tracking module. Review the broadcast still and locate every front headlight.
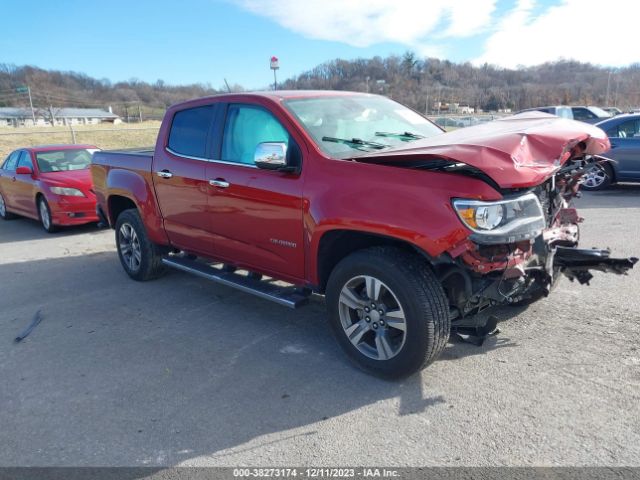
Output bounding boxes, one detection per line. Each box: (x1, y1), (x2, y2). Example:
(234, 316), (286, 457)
(453, 193), (545, 244)
(50, 187), (85, 197)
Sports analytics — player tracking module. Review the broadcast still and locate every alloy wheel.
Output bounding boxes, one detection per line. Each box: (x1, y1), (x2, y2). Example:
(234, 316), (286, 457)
(39, 200), (51, 230)
(338, 275), (407, 361)
(118, 223), (142, 272)
(583, 165), (608, 189)
(0, 193), (6, 217)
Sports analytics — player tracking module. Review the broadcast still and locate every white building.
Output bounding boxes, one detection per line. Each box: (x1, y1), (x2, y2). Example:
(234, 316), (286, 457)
(0, 107), (121, 127)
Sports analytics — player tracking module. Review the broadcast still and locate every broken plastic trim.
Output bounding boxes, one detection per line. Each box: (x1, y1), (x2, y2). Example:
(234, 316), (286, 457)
(553, 246), (638, 285)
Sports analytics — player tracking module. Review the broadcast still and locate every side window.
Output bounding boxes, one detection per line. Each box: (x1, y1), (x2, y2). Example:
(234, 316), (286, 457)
(17, 151), (34, 170)
(572, 108), (596, 121)
(2, 151), (20, 171)
(556, 107), (573, 119)
(615, 120), (640, 138)
(167, 105), (214, 158)
(221, 105), (289, 165)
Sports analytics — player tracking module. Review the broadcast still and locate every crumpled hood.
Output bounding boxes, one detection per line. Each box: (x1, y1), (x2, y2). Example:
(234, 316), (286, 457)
(354, 111), (611, 188)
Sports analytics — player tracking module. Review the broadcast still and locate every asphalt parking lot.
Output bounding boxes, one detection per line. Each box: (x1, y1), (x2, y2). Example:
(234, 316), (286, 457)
(1, 186), (639, 467)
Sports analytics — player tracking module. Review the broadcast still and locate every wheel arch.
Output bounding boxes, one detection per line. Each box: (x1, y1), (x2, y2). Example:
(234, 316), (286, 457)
(314, 229), (433, 294)
(107, 194), (138, 225)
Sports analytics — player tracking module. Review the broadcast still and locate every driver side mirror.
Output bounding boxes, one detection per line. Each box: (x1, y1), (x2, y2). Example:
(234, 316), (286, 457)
(15, 166), (33, 175)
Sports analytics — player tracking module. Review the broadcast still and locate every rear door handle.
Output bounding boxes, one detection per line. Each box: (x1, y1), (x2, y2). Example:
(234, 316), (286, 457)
(209, 179), (230, 188)
(156, 170), (173, 179)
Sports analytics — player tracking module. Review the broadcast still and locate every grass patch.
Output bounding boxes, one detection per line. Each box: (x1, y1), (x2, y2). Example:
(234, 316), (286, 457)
(0, 122), (161, 160)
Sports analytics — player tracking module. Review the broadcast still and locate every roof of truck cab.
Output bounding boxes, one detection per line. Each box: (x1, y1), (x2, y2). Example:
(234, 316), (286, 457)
(255, 90), (372, 99)
(168, 90), (376, 111)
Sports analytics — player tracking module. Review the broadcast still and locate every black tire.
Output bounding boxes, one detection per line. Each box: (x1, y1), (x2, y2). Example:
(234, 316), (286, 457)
(581, 163), (613, 191)
(115, 208), (166, 281)
(37, 197), (58, 233)
(0, 191), (17, 220)
(325, 246), (450, 379)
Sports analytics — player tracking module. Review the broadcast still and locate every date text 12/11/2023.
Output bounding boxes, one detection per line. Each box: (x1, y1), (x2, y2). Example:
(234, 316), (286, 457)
(232, 468), (400, 478)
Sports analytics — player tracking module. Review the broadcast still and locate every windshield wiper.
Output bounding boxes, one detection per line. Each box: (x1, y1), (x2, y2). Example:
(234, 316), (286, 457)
(321, 136), (389, 150)
(374, 131), (425, 141)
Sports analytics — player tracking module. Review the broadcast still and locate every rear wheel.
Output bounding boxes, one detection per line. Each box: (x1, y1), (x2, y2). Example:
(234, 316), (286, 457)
(0, 192), (17, 220)
(581, 163), (613, 191)
(326, 247), (450, 379)
(115, 209), (166, 281)
(38, 197), (58, 233)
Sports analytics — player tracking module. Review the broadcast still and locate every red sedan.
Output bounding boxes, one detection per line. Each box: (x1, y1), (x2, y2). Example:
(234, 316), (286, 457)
(0, 145), (100, 232)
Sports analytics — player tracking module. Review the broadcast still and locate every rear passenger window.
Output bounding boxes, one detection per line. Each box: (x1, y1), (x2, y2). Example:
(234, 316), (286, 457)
(168, 106), (213, 158)
(2, 151), (20, 171)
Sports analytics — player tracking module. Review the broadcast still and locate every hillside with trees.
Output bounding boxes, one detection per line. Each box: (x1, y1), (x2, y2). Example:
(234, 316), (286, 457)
(1, 54), (639, 118)
(0, 64), (224, 120)
(281, 53), (640, 113)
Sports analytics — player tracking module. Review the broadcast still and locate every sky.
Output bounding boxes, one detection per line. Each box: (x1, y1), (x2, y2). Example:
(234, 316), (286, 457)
(2, 0), (639, 89)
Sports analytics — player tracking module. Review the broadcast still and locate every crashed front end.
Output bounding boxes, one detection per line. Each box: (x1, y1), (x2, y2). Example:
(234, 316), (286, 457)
(440, 140), (637, 328)
(356, 112), (637, 334)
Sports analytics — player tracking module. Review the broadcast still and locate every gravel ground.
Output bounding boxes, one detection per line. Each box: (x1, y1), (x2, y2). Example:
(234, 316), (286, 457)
(0, 186), (639, 467)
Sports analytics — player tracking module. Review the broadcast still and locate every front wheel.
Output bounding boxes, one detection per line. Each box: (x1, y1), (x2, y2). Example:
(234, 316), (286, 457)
(115, 209), (166, 281)
(325, 247), (450, 379)
(38, 197), (58, 233)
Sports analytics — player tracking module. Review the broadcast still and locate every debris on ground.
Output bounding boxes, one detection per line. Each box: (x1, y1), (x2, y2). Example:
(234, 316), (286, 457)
(14, 310), (43, 343)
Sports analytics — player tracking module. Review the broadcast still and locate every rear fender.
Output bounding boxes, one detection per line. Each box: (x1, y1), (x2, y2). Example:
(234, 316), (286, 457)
(106, 169), (169, 245)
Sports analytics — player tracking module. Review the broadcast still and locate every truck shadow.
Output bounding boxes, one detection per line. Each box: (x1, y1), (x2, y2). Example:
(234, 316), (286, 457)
(0, 252), (518, 469)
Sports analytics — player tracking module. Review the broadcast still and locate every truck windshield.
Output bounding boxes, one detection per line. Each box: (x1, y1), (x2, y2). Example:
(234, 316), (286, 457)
(35, 149), (99, 173)
(284, 95), (442, 159)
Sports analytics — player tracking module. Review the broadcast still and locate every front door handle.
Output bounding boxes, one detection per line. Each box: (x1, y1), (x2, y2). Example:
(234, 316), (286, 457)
(209, 179), (230, 188)
(156, 170), (173, 179)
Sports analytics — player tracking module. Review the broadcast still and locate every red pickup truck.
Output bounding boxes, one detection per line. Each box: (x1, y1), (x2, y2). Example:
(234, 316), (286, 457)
(92, 91), (636, 378)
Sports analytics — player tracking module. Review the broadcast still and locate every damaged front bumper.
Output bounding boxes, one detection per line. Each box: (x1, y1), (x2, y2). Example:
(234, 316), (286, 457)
(441, 224), (637, 321)
(440, 168), (637, 322)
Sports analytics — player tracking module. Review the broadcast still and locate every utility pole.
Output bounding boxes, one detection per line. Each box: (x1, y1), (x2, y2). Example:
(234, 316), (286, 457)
(16, 85), (36, 125)
(138, 104), (143, 123)
(27, 86), (35, 125)
(270, 56), (279, 91)
(605, 70), (612, 106)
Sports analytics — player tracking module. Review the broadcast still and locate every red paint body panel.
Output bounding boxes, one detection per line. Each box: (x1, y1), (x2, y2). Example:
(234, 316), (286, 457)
(0, 145), (99, 226)
(91, 91), (610, 287)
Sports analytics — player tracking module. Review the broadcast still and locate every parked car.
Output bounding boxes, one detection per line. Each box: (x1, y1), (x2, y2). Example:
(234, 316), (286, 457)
(602, 107), (623, 116)
(91, 92), (636, 378)
(434, 117), (463, 129)
(518, 105), (611, 124)
(580, 113), (640, 190)
(0, 145), (100, 232)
